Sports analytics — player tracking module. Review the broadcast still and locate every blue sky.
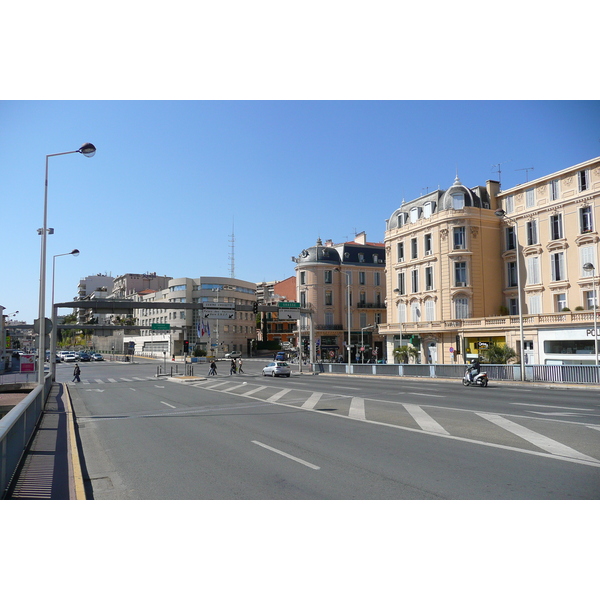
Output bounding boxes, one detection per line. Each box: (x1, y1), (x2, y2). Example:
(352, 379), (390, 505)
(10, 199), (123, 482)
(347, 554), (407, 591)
(1, 100), (599, 323)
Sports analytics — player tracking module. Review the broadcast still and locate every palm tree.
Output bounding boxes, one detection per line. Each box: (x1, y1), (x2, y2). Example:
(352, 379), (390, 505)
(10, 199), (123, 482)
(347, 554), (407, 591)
(482, 342), (517, 364)
(393, 345), (419, 364)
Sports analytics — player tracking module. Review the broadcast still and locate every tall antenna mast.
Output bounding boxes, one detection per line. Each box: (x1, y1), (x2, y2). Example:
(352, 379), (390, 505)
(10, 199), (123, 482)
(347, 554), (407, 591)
(228, 219), (235, 279)
(516, 167), (534, 182)
(492, 160), (511, 189)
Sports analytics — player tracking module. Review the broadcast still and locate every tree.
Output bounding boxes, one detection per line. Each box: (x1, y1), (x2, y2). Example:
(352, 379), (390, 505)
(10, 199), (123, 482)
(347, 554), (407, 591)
(393, 345), (418, 364)
(482, 342), (517, 364)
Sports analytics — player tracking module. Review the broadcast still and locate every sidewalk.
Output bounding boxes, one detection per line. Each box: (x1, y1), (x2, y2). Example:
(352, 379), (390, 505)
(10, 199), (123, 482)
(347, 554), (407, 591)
(4, 382), (83, 500)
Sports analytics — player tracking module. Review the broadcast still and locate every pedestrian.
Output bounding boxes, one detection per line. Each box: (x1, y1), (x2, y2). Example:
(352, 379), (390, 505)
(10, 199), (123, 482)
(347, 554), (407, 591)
(237, 357), (244, 373)
(208, 360), (217, 376)
(230, 359), (237, 375)
(72, 363), (81, 383)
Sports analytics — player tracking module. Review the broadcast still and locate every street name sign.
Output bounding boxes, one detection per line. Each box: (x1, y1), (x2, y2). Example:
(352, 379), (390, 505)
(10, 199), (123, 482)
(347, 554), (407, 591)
(151, 323), (171, 330)
(278, 302), (301, 308)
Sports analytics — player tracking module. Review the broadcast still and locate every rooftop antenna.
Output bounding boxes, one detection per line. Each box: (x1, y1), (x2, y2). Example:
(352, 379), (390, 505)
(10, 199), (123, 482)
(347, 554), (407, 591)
(492, 160), (511, 189)
(228, 219), (235, 279)
(516, 167), (534, 182)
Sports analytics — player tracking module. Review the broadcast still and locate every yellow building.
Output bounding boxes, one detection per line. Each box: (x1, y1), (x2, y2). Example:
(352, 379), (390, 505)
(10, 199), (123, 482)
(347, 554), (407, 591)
(382, 157), (600, 365)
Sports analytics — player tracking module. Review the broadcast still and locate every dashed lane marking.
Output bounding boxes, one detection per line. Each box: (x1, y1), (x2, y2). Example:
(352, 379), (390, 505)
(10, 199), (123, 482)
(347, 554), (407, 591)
(349, 397), (366, 420)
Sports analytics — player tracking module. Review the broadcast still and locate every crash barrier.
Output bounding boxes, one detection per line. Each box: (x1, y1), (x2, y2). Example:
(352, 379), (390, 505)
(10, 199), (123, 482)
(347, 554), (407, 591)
(156, 364), (195, 378)
(314, 363), (600, 384)
(0, 374), (52, 497)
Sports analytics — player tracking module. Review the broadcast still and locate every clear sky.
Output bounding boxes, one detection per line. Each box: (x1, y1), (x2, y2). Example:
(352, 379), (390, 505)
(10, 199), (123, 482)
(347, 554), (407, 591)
(1, 100), (599, 323)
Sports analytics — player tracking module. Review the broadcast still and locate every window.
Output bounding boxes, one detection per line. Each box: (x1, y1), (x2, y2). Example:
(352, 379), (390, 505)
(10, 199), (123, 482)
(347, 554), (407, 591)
(506, 226), (516, 251)
(578, 170), (589, 192)
(526, 188), (535, 208)
(410, 207), (420, 223)
(397, 272), (405, 295)
(300, 291), (306, 307)
(359, 291), (366, 304)
(452, 193), (465, 209)
(324, 270), (332, 284)
(411, 269), (419, 293)
(550, 214), (563, 240)
(509, 298), (519, 315)
(411, 301), (421, 322)
(453, 226), (466, 249)
(454, 296), (469, 319)
(580, 206), (593, 233)
(359, 312), (367, 328)
(551, 252), (566, 281)
(507, 262), (518, 287)
(505, 195), (514, 214)
(374, 272), (381, 286)
(423, 202), (434, 218)
(529, 295), (541, 314)
(585, 290), (598, 310)
(375, 312), (382, 324)
(411, 238), (418, 259)
(325, 312), (334, 326)
(397, 242), (404, 262)
(424, 233), (432, 255)
(580, 246), (595, 277)
(359, 271), (366, 285)
(527, 256), (540, 285)
(398, 302), (406, 324)
(526, 220), (538, 245)
(555, 293), (567, 311)
(300, 271), (306, 285)
(455, 262), (467, 286)
(373, 254), (379, 264)
(425, 266), (433, 290)
(358, 253), (365, 263)
(550, 179), (560, 201)
(425, 299), (435, 321)
(325, 290), (333, 306)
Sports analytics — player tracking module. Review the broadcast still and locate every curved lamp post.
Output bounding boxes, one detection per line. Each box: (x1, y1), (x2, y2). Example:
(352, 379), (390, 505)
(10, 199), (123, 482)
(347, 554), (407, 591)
(38, 143), (95, 387)
(495, 208), (525, 381)
(583, 262), (599, 367)
(50, 249), (80, 379)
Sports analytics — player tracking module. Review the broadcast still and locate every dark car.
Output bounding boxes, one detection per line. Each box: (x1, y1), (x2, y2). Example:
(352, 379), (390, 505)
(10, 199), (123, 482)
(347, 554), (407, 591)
(78, 352), (91, 361)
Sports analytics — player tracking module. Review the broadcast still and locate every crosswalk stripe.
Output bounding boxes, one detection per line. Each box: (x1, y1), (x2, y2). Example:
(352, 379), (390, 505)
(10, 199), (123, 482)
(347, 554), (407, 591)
(477, 413), (599, 462)
(302, 392), (323, 409)
(349, 397), (366, 420)
(108, 378), (118, 383)
(94, 379), (104, 383)
(268, 388), (291, 402)
(224, 384), (248, 392)
(241, 386), (267, 397)
(120, 378), (133, 381)
(403, 403), (449, 435)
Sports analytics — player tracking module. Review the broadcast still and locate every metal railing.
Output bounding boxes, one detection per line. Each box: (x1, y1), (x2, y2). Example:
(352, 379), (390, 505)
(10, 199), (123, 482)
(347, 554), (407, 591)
(313, 362), (600, 384)
(0, 374), (52, 497)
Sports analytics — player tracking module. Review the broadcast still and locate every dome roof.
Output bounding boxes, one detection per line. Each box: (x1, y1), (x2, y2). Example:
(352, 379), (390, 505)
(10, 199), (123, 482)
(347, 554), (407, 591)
(440, 175), (478, 210)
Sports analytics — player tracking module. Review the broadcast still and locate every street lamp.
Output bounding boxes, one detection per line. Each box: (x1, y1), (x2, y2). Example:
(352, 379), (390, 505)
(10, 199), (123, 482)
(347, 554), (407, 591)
(495, 209), (525, 381)
(37, 143), (95, 387)
(50, 249), (80, 379)
(583, 262), (599, 367)
(335, 268), (352, 371)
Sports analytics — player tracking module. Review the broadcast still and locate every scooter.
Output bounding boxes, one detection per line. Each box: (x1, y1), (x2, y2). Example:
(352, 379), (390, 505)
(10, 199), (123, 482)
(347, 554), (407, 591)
(463, 368), (489, 387)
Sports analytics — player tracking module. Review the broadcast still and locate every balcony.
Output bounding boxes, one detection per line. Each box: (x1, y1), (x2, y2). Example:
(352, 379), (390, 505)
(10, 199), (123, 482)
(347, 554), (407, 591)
(315, 324), (344, 331)
(356, 302), (386, 309)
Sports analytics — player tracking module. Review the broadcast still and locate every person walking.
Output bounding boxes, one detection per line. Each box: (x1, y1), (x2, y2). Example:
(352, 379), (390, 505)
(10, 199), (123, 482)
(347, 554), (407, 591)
(237, 357), (244, 373)
(208, 360), (217, 376)
(72, 363), (81, 383)
(230, 358), (237, 375)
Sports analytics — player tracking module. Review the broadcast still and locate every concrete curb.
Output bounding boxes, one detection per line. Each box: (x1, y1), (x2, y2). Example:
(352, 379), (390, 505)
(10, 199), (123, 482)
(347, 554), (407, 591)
(64, 384), (86, 500)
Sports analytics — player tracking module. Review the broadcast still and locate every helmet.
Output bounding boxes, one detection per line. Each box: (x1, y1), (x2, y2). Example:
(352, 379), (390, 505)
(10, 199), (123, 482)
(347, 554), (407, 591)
(471, 359), (477, 364)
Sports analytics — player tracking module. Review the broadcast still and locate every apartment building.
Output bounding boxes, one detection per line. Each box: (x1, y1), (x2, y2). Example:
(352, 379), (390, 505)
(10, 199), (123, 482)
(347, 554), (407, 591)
(256, 276), (297, 346)
(382, 157), (600, 365)
(292, 232), (386, 362)
(127, 276), (257, 357)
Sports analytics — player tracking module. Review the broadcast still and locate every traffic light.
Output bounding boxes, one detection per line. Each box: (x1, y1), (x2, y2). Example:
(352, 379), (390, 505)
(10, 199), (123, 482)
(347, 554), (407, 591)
(183, 340), (189, 353)
(253, 302), (258, 314)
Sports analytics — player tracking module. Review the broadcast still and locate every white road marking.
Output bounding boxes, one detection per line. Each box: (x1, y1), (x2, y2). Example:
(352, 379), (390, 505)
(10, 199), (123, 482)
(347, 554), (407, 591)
(331, 386), (362, 390)
(527, 411), (588, 417)
(586, 425), (600, 432)
(94, 379), (104, 383)
(223, 384), (247, 392)
(108, 378), (118, 383)
(403, 403), (449, 435)
(204, 382), (230, 389)
(349, 397), (366, 420)
(84, 389), (105, 393)
(302, 392), (323, 409)
(268, 389), (291, 402)
(477, 413), (599, 462)
(241, 386), (267, 397)
(161, 401), (176, 409)
(121, 378), (133, 382)
(251, 441), (320, 470)
(155, 385), (165, 388)
(513, 403), (593, 411)
(132, 377), (146, 381)
(408, 392), (446, 398)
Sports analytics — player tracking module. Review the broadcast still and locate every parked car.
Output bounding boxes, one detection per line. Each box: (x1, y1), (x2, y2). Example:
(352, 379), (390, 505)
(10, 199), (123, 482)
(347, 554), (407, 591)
(275, 351), (286, 361)
(262, 361), (291, 377)
(63, 353), (78, 362)
(78, 352), (91, 361)
(91, 353), (104, 361)
(225, 351), (242, 359)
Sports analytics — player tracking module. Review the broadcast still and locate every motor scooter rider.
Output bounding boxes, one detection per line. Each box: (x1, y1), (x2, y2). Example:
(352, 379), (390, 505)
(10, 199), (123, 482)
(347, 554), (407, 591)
(468, 358), (481, 382)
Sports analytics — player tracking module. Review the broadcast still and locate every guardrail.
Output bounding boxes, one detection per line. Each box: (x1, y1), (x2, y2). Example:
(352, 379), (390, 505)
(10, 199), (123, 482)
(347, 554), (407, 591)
(0, 374), (52, 497)
(314, 363), (600, 384)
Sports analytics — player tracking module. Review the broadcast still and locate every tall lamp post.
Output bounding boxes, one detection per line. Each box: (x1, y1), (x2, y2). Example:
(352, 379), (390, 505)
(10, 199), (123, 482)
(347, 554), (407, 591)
(50, 249), (80, 379)
(37, 143), (96, 387)
(495, 209), (525, 381)
(335, 268), (352, 371)
(583, 262), (599, 367)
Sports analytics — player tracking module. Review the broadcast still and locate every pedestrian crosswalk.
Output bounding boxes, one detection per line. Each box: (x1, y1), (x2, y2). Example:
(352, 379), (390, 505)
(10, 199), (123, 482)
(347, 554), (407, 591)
(188, 379), (600, 467)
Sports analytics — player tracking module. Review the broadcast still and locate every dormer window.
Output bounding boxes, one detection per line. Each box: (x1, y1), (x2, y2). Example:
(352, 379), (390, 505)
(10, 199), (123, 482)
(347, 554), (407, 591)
(452, 193), (465, 209)
(358, 253), (365, 263)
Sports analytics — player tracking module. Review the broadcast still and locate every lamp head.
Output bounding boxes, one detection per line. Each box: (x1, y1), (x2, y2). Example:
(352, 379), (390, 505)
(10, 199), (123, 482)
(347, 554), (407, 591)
(78, 143), (96, 158)
(583, 263), (595, 272)
(71, 249), (80, 257)
(494, 209), (506, 218)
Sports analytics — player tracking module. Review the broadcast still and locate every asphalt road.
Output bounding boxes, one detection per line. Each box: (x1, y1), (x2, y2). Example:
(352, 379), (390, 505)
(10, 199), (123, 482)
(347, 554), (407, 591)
(59, 357), (600, 499)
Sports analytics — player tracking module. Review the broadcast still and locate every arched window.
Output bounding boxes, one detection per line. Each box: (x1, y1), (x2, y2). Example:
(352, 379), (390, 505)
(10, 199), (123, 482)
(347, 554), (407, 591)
(411, 300), (421, 322)
(397, 302), (406, 324)
(424, 299), (435, 321)
(452, 193), (465, 209)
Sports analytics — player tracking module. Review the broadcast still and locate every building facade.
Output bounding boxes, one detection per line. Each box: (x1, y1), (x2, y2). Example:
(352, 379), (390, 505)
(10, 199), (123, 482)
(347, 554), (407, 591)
(382, 157), (600, 365)
(256, 277), (297, 347)
(293, 232), (386, 362)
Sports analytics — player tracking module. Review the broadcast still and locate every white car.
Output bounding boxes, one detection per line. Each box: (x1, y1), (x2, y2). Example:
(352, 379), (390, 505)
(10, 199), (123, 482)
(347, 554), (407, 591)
(225, 351), (242, 359)
(262, 361), (291, 377)
(63, 353), (78, 362)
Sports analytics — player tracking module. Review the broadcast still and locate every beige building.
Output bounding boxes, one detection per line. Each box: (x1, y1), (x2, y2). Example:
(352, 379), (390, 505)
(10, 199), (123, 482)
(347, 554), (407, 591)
(381, 157), (600, 365)
(293, 232), (386, 362)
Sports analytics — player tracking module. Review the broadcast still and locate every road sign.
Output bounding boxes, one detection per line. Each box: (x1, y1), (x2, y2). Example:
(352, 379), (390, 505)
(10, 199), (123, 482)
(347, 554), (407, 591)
(279, 310), (300, 320)
(151, 323), (171, 330)
(203, 302), (235, 309)
(278, 302), (301, 308)
(203, 310), (235, 320)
